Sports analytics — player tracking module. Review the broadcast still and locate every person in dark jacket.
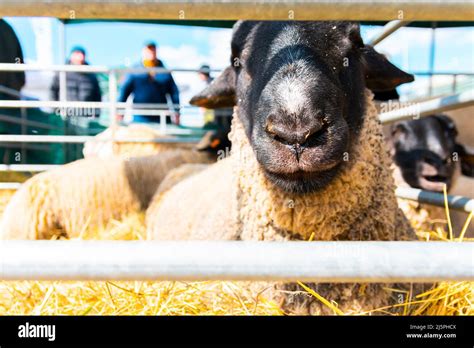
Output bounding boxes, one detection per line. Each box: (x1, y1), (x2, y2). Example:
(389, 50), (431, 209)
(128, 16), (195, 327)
(118, 41), (180, 124)
(50, 46), (102, 118)
(0, 19), (25, 100)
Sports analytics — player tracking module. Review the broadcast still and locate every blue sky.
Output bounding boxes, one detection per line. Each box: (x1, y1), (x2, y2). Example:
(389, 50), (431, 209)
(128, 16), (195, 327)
(4, 18), (474, 101)
(5, 18), (229, 68)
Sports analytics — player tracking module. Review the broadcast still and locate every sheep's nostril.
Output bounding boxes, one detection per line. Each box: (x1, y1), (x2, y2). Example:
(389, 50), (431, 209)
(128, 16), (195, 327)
(301, 123), (325, 147)
(265, 122), (295, 145)
(266, 120), (325, 147)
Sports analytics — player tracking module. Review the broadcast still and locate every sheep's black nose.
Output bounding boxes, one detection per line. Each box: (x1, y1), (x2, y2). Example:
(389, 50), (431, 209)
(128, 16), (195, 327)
(265, 116), (324, 148)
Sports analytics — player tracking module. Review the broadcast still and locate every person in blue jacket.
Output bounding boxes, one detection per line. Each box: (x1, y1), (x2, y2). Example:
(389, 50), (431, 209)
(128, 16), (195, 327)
(118, 41), (180, 124)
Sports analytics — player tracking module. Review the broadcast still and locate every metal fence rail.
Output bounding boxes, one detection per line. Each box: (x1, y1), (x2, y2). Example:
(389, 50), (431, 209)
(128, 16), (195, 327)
(0, 183), (22, 190)
(0, 0), (472, 20)
(0, 164), (60, 172)
(367, 19), (410, 46)
(396, 187), (474, 213)
(379, 90), (474, 124)
(0, 135), (201, 144)
(0, 241), (472, 282)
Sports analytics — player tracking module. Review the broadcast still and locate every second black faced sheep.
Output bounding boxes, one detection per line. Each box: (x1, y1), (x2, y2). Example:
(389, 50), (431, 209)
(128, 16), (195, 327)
(390, 114), (474, 236)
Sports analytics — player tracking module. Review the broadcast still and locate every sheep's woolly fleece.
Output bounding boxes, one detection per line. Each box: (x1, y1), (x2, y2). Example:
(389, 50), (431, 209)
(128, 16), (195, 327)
(147, 90), (417, 314)
(0, 150), (212, 240)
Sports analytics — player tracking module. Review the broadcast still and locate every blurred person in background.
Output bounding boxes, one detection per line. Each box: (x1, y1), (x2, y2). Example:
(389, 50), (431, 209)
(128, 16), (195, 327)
(50, 46), (102, 118)
(0, 19), (25, 100)
(196, 63), (232, 140)
(118, 41), (180, 125)
(197, 64), (215, 125)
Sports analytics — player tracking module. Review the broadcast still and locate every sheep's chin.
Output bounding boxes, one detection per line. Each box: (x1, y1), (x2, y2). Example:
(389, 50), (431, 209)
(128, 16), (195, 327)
(263, 163), (343, 194)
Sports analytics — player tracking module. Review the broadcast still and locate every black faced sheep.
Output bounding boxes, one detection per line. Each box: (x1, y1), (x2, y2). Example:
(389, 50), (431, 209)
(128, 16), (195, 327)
(390, 114), (474, 236)
(147, 21), (418, 314)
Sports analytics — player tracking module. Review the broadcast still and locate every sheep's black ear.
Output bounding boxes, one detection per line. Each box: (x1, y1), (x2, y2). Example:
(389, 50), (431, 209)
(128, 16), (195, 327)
(455, 143), (474, 177)
(362, 45), (414, 92)
(189, 66), (236, 109)
(433, 114), (458, 137)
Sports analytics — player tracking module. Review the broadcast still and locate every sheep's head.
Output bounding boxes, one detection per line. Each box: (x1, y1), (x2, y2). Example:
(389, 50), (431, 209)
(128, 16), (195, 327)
(191, 21), (414, 194)
(391, 115), (474, 192)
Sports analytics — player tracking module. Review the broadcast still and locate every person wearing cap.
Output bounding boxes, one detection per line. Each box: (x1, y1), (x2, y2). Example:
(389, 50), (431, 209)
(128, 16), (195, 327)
(118, 41), (180, 124)
(50, 46), (102, 118)
(196, 64), (232, 135)
(197, 64), (213, 85)
(196, 64), (215, 125)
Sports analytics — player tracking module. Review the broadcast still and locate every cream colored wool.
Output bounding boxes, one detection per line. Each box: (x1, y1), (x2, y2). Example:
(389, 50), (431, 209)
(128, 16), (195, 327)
(147, 91), (416, 314)
(83, 124), (192, 159)
(0, 150), (212, 240)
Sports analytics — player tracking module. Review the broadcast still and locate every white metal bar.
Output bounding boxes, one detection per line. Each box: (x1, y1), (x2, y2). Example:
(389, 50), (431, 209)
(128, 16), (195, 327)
(0, 135), (201, 144)
(396, 187), (474, 213)
(0, 63), (221, 74)
(108, 71), (118, 145)
(0, 100), (177, 110)
(0, 113), (61, 131)
(58, 19), (67, 119)
(0, 164), (59, 172)
(379, 90), (474, 124)
(367, 20), (410, 46)
(0, 1), (471, 20)
(0, 241), (472, 282)
(0, 183), (22, 190)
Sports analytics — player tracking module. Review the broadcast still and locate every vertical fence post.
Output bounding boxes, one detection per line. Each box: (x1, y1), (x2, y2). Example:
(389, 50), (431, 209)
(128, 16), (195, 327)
(428, 23), (437, 97)
(108, 70), (118, 146)
(58, 19), (68, 161)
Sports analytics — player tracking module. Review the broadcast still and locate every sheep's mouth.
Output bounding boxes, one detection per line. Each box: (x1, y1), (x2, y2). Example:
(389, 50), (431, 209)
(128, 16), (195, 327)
(264, 164), (342, 194)
(418, 175), (450, 192)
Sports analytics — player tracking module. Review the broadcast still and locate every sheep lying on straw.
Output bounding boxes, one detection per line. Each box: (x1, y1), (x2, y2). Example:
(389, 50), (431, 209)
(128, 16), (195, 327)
(0, 149), (214, 240)
(147, 21), (422, 315)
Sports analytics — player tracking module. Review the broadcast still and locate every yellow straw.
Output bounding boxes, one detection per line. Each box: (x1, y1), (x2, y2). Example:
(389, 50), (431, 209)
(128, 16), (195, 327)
(443, 184), (453, 240)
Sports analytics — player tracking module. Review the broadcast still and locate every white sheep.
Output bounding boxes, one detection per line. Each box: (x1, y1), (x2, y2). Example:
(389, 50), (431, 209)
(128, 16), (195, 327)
(0, 149), (214, 240)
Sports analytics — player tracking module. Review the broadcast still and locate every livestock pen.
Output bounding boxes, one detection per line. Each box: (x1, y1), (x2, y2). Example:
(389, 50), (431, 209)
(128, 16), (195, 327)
(0, 0), (473, 316)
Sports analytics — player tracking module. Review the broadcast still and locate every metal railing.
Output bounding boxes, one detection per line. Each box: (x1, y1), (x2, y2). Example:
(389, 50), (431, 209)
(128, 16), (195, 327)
(0, 63), (220, 157)
(367, 20), (410, 46)
(0, 0), (472, 20)
(0, 241), (472, 282)
(379, 90), (474, 123)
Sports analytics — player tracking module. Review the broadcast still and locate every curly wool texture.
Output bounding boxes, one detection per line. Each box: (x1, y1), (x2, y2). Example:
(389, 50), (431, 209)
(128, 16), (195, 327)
(0, 150), (212, 240)
(148, 91), (416, 314)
